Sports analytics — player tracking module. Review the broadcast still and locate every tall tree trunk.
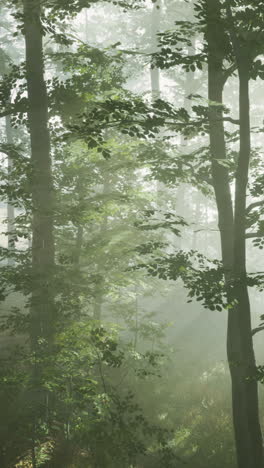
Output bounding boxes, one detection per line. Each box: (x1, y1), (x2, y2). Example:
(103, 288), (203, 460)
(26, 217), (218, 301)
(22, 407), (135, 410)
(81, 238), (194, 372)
(150, 0), (161, 99)
(206, 1), (263, 467)
(93, 181), (109, 322)
(74, 225), (84, 266)
(206, 1), (234, 270)
(191, 191), (200, 250)
(23, 4), (56, 461)
(23, 0), (55, 348)
(228, 5), (263, 463)
(151, 0), (166, 210)
(229, 65), (264, 464)
(1, 58), (16, 263)
(181, 40), (195, 147)
(5, 115), (15, 264)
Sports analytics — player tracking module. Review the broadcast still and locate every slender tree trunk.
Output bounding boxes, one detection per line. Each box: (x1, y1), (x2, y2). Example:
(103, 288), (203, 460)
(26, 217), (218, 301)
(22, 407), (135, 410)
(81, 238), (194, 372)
(1, 58), (16, 263)
(191, 191), (200, 250)
(206, 1), (263, 467)
(84, 8), (89, 43)
(206, 6), (234, 269)
(93, 180), (109, 322)
(74, 178), (85, 266)
(74, 225), (84, 265)
(181, 40), (195, 147)
(93, 293), (103, 321)
(151, 0), (166, 211)
(23, 0), (55, 348)
(230, 52), (263, 468)
(5, 115), (15, 264)
(150, 0), (161, 99)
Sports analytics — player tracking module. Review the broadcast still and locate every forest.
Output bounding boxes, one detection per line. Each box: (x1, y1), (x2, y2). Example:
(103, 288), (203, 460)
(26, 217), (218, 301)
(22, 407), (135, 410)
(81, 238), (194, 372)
(0, 0), (264, 467)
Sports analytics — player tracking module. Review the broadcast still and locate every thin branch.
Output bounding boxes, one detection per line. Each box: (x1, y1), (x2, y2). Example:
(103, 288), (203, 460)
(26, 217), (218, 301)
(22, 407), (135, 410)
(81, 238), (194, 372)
(246, 200), (264, 214)
(0, 109), (14, 119)
(194, 228), (264, 239)
(223, 63), (237, 83)
(245, 232), (264, 239)
(222, 117), (240, 125)
(193, 228), (219, 233)
(116, 48), (151, 56)
(252, 325), (264, 337)
(225, 0), (241, 66)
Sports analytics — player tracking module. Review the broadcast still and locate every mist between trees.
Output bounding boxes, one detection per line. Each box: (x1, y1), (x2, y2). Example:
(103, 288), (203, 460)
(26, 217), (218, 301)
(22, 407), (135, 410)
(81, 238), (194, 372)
(0, 0), (264, 467)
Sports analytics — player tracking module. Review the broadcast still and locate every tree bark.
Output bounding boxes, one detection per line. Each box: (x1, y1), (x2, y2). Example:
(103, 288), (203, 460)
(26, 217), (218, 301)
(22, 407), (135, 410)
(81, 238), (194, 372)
(23, 0), (55, 347)
(1, 59), (16, 264)
(206, 1), (263, 467)
(150, 0), (161, 99)
(230, 34), (263, 468)
(5, 115), (15, 264)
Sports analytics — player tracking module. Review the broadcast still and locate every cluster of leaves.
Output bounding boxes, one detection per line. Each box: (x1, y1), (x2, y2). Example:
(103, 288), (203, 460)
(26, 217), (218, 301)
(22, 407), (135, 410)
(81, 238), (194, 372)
(252, 236), (264, 250)
(0, 320), (167, 466)
(246, 202), (264, 249)
(65, 96), (211, 160)
(0, 143), (32, 209)
(150, 15), (206, 72)
(250, 173), (264, 199)
(134, 208), (188, 236)
(135, 248), (264, 312)
(247, 273), (264, 292)
(148, 251), (229, 311)
(45, 0), (146, 20)
(227, 0), (264, 57)
(48, 44), (125, 123)
(137, 140), (222, 195)
(152, 45), (206, 73)
(0, 62), (28, 122)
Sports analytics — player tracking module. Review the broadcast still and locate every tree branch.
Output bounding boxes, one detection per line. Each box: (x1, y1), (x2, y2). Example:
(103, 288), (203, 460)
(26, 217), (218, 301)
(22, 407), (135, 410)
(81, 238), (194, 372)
(223, 63), (237, 83)
(252, 325), (264, 337)
(0, 109), (14, 119)
(245, 232), (264, 239)
(193, 228), (219, 233)
(222, 116), (240, 125)
(246, 200), (264, 214)
(225, 0), (241, 66)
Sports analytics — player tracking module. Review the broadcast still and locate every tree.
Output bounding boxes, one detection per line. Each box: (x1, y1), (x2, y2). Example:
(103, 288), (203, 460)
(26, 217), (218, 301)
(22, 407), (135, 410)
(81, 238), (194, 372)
(206, 2), (263, 466)
(1, 0), (264, 466)
(0, 2), (184, 465)
(143, 1), (264, 465)
(23, 0), (55, 346)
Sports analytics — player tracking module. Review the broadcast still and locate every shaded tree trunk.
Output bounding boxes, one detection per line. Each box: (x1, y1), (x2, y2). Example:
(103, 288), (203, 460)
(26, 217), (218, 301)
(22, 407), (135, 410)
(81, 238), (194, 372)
(1, 58), (16, 263)
(93, 181), (109, 322)
(227, 5), (263, 464)
(23, 4), (56, 463)
(206, 1), (263, 467)
(23, 0), (55, 348)
(150, 0), (161, 99)
(191, 191), (200, 250)
(5, 115), (15, 264)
